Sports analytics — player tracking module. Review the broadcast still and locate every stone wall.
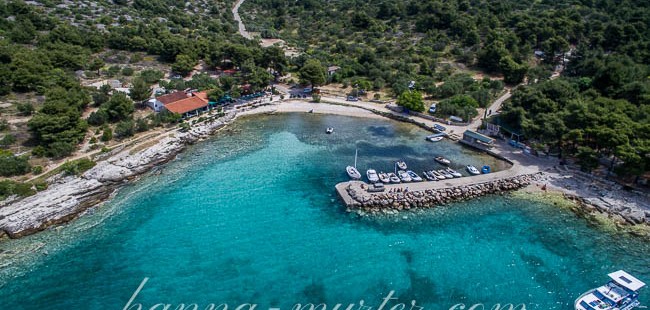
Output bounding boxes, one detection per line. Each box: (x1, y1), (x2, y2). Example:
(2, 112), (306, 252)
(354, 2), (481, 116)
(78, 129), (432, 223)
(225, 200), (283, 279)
(344, 173), (542, 215)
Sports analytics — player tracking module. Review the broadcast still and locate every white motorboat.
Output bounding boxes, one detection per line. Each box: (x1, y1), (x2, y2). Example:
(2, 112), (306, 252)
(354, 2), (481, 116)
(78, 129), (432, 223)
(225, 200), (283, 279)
(326, 127), (334, 134)
(446, 167), (462, 178)
(426, 135), (444, 142)
(366, 169), (379, 183)
(378, 172), (390, 183)
(575, 270), (645, 310)
(439, 169), (453, 179)
(406, 170), (422, 182)
(466, 165), (480, 175)
(430, 170), (446, 180)
(435, 156), (451, 165)
(423, 171), (437, 181)
(387, 172), (401, 183)
(346, 166), (361, 180)
(396, 160), (407, 170)
(397, 170), (412, 182)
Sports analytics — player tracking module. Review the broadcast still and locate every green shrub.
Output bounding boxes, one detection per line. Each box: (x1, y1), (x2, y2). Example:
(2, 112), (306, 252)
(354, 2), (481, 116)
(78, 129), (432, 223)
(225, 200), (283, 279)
(31, 165), (43, 174)
(17, 103), (35, 116)
(0, 134), (16, 147)
(0, 150), (31, 176)
(0, 180), (36, 199)
(122, 67), (134, 76)
(61, 158), (96, 176)
(101, 126), (113, 142)
(114, 120), (135, 138)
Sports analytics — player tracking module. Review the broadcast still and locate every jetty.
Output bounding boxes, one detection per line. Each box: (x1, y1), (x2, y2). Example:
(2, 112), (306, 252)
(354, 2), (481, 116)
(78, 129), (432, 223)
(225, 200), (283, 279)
(335, 171), (542, 214)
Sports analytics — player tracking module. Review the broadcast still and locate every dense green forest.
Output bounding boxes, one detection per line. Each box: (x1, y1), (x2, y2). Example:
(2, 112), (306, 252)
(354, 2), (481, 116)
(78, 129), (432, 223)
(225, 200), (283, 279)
(0, 0), (648, 184)
(241, 0), (650, 180)
(0, 0), (285, 170)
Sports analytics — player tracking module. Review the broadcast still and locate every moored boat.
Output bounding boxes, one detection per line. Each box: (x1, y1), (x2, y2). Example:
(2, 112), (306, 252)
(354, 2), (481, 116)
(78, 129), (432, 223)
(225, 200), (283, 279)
(326, 127), (334, 134)
(574, 270), (645, 310)
(430, 170), (446, 180)
(439, 169), (453, 179)
(378, 172), (390, 183)
(406, 170), (422, 182)
(387, 172), (401, 183)
(366, 169), (379, 183)
(466, 165), (480, 175)
(423, 171), (437, 181)
(435, 156), (451, 165)
(446, 167), (462, 178)
(397, 170), (412, 182)
(346, 166), (361, 180)
(481, 165), (491, 174)
(396, 160), (407, 170)
(426, 134), (444, 142)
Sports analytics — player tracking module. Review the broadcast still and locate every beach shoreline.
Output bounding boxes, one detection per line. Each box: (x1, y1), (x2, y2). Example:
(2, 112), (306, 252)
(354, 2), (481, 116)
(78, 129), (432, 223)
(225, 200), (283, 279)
(0, 99), (648, 240)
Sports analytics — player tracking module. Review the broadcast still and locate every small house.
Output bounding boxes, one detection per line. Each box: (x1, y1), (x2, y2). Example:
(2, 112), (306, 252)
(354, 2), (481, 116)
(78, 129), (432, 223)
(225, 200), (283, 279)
(461, 130), (495, 149)
(327, 66), (341, 76)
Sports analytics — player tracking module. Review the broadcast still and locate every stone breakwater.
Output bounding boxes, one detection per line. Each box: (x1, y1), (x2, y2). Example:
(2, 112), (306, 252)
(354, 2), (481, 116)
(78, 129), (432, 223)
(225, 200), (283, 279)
(0, 112), (237, 239)
(343, 173), (542, 215)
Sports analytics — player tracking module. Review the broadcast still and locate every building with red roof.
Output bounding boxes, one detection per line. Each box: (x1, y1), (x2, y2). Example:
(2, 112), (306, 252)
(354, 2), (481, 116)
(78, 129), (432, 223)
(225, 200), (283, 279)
(163, 96), (209, 118)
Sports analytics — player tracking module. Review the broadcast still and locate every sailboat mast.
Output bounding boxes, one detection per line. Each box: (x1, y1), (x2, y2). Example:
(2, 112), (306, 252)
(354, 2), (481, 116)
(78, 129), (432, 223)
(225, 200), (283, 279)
(354, 148), (358, 168)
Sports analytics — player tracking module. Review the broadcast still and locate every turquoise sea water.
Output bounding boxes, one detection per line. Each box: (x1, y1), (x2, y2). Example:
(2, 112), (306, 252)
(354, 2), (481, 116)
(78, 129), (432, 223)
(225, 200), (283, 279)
(0, 114), (648, 310)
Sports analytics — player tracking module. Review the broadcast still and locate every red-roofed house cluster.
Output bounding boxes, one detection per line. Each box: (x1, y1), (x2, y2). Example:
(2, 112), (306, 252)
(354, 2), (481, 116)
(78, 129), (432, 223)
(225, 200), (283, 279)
(147, 91), (210, 118)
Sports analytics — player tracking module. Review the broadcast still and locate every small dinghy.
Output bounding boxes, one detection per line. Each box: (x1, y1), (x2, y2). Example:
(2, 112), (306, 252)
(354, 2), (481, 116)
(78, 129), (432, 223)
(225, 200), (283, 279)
(423, 171), (437, 181)
(439, 169), (453, 179)
(466, 165), (480, 175)
(378, 172), (390, 183)
(326, 127), (334, 134)
(387, 172), (401, 183)
(446, 167), (462, 178)
(435, 156), (451, 165)
(366, 169), (379, 183)
(396, 160), (407, 170)
(481, 165), (491, 174)
(407, 170), (422, 182)
(397, 170), (412, 182)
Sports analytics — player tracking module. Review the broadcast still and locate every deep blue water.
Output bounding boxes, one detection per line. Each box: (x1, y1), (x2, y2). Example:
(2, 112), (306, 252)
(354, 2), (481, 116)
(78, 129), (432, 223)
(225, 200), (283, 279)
(0, 114), (648, 310)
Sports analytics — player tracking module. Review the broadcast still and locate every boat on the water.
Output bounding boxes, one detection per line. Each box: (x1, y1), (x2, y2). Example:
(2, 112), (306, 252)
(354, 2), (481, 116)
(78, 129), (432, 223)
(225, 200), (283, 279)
(397, 170), (412, 182)
(396, 160), (408, 170)
(446, 167), (462, 178)
(466, 165), (480, 175)
(430, 170), (446, 180)
(435, 156), (451, 165)
(378, 172), (390, 183)
(575, 270), (645, 310)
(439, 169), (453, 179)
(326, 127), (334, 134)
(346, 148), (361, 180)
(346, 166), (361, 180)
(407, 170), (422, 182)
(423, 171), (437, 181)
(426, 134), (445, 142)
(366, 169), (379, 183)
(387, 172), (401, 183)
(481, 165), (491, 174)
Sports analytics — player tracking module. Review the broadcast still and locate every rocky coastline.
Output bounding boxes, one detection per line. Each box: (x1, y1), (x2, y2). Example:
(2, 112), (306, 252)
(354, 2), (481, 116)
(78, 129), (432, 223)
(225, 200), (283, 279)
(0, 111), (237, 239)
(344, 173), (542, 215)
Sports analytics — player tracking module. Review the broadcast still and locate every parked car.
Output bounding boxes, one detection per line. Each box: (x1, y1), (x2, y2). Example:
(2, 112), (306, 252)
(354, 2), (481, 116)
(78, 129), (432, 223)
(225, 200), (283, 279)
(428, 103), (437, 113)
(347, 96), (358, 101)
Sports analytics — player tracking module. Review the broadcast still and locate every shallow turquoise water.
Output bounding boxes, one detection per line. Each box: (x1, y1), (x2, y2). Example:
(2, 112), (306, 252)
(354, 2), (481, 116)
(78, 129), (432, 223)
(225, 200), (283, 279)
(0, 114), (648, 310)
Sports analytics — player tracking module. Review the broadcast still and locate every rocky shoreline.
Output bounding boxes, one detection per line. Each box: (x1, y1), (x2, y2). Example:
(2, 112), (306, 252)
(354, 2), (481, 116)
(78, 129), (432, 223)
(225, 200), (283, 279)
(344, 173), (542, 215)
(0, 111), (237, 239)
